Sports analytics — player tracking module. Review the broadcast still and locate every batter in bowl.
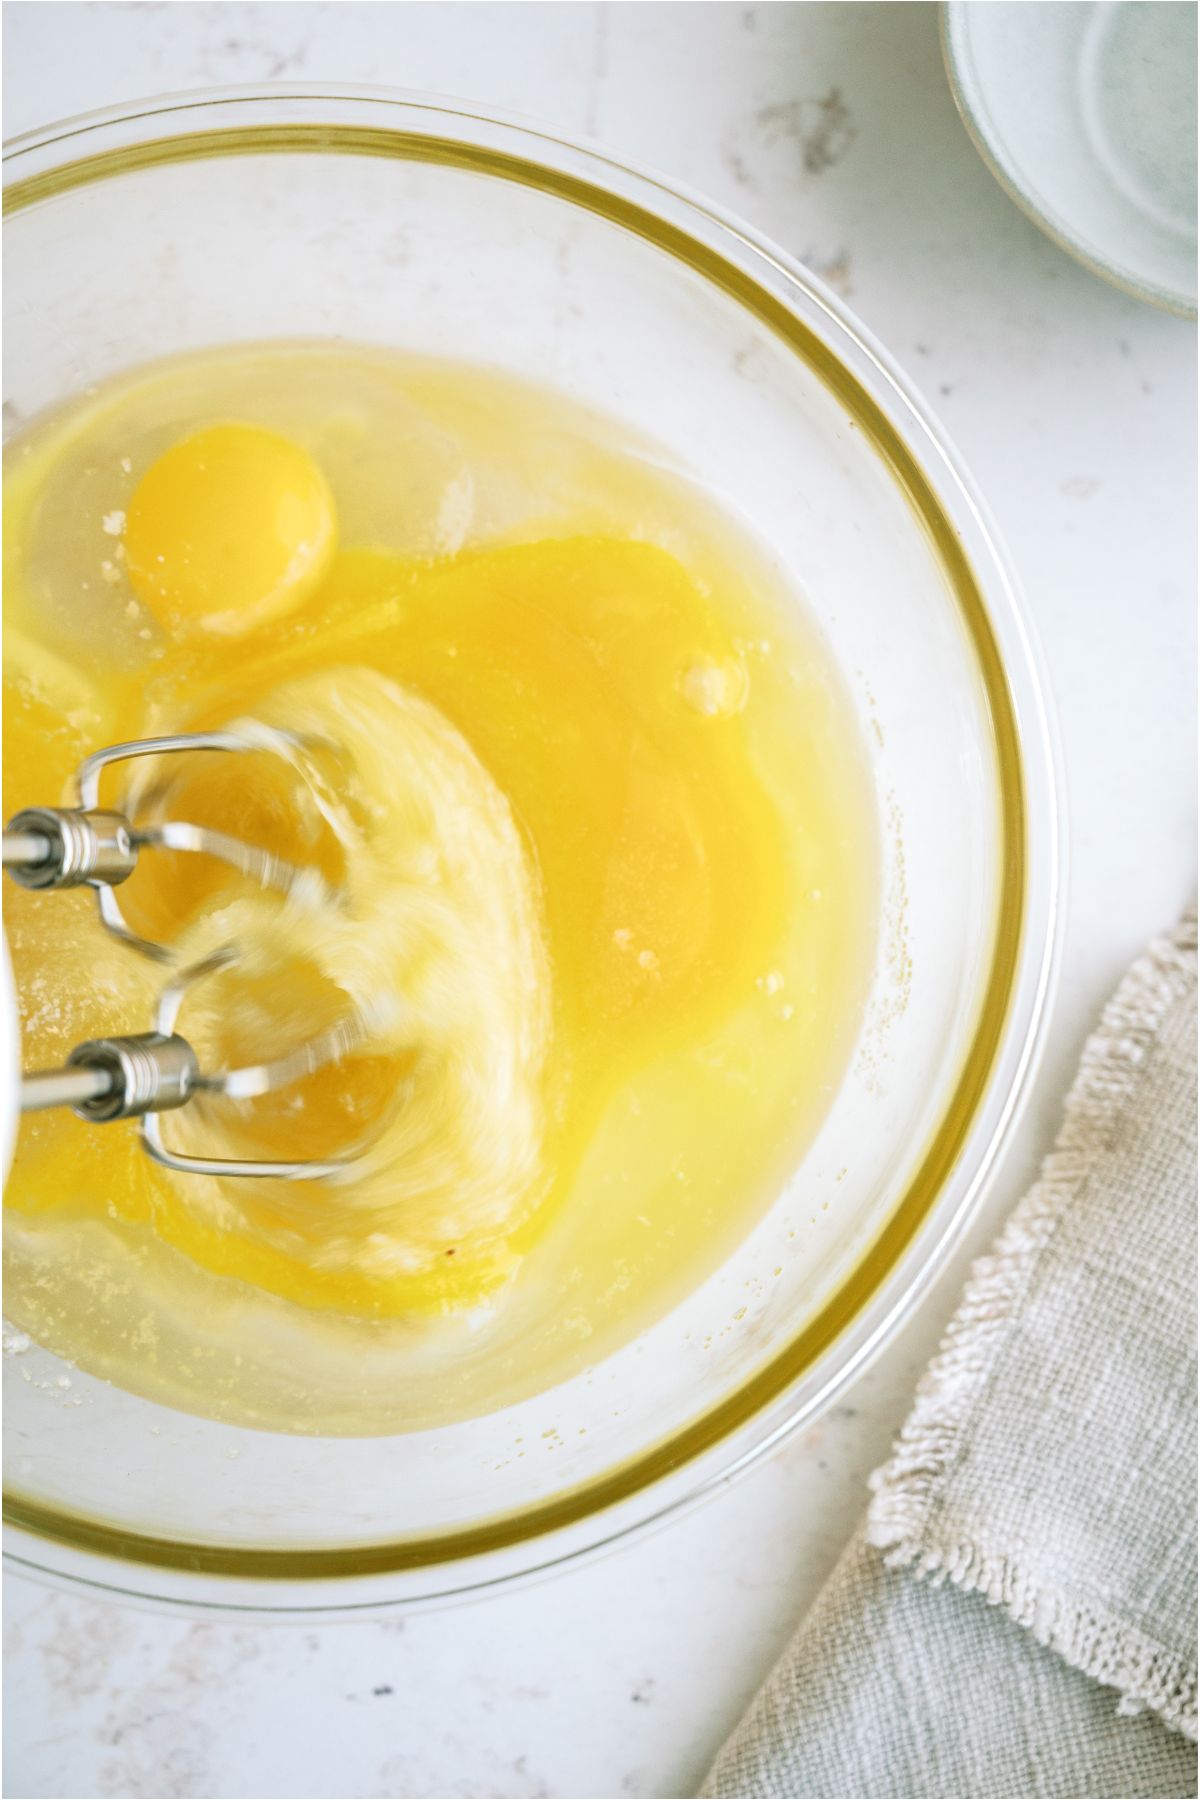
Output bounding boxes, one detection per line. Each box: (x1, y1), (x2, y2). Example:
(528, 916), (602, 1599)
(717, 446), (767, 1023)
(3, 344), (878, 1432)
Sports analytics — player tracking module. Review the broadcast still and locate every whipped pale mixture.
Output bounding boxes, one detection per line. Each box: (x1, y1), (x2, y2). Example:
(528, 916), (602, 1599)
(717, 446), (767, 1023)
(3, 345), (878, 1431)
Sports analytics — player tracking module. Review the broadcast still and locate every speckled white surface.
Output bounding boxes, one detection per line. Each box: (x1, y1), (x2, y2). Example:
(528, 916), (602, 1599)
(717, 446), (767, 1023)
(2, 5), (1195, 1798)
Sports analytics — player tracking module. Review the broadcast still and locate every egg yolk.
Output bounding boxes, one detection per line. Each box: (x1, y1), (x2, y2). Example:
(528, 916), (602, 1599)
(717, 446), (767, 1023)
(124, 424), (337, 634)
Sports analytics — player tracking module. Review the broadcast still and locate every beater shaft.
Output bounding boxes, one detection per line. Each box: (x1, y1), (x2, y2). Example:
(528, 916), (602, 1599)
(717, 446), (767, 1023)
(4, 806), (138, 889)
(19, 1033), (199, 1121)
(20, 1063), (115, 1114)
(2, 829), (54, 871)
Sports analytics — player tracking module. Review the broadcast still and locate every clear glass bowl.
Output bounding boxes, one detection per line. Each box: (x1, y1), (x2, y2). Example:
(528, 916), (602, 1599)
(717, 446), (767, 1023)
(2, 88), (1062, 1616)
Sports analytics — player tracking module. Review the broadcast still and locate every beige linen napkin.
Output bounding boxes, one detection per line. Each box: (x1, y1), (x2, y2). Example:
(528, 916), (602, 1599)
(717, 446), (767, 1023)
(703, 915), (1197, 1800)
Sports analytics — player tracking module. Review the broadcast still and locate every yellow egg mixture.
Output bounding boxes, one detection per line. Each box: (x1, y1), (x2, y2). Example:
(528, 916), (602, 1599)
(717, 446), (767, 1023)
(3, 345), (878, 1433)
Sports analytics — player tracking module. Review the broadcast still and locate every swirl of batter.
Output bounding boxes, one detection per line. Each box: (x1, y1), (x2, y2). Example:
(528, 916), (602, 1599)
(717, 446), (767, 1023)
(159, 665), (554, 1296)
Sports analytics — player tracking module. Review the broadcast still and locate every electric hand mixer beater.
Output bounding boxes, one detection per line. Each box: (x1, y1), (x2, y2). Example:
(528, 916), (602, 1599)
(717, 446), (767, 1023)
(3, 727), (367, 1181)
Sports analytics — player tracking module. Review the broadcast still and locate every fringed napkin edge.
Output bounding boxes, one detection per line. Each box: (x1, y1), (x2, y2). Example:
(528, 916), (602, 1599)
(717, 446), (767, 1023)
(866, 912), (1198, 1741)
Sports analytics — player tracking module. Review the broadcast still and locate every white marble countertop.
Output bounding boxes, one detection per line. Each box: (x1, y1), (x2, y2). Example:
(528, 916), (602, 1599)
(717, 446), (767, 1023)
(3, 5), (1195, 1797)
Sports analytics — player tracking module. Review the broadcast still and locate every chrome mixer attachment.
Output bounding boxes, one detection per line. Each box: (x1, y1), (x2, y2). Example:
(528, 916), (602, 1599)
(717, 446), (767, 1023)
(4, 730), (361, 1180)
(4, 729), (322, 960)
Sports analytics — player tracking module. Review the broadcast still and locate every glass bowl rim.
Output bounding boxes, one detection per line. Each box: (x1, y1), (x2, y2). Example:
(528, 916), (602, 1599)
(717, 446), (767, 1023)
(2, 83), (1066, 1614)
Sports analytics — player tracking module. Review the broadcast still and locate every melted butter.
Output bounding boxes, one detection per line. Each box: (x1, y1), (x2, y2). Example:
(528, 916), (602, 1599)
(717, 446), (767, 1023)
(3, 345), (878, 1431)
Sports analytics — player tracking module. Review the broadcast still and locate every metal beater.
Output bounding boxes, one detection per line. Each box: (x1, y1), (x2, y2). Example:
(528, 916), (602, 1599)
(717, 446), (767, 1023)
(3, 729), (364, 1179)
